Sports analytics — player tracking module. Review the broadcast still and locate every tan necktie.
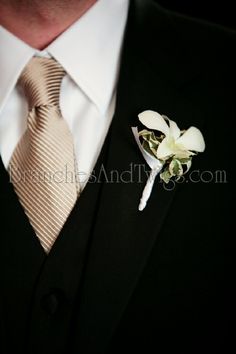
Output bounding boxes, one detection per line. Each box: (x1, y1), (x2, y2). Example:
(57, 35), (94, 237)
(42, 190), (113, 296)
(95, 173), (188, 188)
(9, 57), (79, 253)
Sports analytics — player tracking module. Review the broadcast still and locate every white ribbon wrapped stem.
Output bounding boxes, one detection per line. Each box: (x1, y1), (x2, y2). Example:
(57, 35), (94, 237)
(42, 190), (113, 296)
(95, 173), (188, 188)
(132, 127), (163, 211)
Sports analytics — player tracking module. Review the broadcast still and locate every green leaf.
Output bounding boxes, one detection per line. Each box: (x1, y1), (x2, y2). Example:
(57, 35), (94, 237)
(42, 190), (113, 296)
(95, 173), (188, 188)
(169, 159), (183, 177)
(178, 158), (191, 164)
(142, 140), (156, 158)
(139, 130), (160, 157)
(139, 130), (162, 144)
(160, 169), (172, 184)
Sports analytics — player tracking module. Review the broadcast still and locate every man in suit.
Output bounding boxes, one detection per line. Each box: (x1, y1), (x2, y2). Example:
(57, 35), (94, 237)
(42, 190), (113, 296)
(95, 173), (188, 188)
(0, 0), (234, 353)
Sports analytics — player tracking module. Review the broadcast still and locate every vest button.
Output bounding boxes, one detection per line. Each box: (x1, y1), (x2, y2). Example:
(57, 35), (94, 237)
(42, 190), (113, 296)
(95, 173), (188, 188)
(41, 291), (63, 315)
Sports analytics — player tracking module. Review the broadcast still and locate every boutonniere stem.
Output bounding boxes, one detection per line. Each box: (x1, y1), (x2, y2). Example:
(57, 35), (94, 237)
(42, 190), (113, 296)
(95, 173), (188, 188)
(132, 127), (163, 210)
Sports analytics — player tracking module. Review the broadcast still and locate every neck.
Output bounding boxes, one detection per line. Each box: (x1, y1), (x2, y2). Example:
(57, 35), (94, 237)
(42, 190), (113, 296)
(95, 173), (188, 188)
(0, 0), (97, 50)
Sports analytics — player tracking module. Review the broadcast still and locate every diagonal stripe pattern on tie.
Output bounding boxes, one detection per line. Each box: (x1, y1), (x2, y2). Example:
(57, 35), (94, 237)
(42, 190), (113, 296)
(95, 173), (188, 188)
(9, 57), (79, 253)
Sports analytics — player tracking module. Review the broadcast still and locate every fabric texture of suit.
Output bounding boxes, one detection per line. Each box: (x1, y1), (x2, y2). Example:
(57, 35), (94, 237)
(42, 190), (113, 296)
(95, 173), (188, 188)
(0, 1), (234, 353)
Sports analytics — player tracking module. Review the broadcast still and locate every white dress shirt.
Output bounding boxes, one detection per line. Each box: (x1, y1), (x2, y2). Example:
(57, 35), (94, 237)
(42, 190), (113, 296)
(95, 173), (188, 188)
(0, 0), (129, 188)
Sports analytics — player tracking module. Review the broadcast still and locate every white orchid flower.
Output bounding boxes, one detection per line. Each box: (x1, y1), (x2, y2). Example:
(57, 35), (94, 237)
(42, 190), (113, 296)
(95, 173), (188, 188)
(138, 110), (205, 161)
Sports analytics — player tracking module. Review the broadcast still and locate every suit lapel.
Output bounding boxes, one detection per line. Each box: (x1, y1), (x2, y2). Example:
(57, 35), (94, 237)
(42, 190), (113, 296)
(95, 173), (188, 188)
(72, 1), (197, 352)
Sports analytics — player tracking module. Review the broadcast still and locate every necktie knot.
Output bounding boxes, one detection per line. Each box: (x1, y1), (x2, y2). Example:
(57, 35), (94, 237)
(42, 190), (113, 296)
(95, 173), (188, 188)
(19, 57), (65, 109)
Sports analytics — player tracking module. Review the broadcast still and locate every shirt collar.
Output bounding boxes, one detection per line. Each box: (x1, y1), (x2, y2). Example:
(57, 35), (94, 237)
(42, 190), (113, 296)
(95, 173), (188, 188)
(0, 26), (35, 114)
(0, 0), (129, 114)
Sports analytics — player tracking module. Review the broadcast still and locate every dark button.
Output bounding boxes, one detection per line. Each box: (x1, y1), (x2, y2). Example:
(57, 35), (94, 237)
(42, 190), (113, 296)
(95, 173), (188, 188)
(41, 290), (64, 315)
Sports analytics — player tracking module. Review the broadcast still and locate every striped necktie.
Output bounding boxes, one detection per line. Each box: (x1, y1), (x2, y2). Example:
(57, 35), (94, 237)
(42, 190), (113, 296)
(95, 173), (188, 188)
(9, 57), (79, 253)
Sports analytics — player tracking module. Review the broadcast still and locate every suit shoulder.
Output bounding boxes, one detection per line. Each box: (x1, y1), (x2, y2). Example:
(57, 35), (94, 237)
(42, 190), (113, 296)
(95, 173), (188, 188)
(146, 1), (236, 55)
(169, 10), (235, 50)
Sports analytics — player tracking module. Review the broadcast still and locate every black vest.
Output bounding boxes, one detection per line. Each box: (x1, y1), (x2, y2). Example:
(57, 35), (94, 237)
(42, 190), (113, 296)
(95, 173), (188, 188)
(0, 125), (111, 353)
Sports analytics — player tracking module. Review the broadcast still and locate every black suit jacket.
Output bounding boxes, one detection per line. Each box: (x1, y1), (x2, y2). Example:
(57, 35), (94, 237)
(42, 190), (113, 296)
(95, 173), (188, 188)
(0, 1), (234, 353)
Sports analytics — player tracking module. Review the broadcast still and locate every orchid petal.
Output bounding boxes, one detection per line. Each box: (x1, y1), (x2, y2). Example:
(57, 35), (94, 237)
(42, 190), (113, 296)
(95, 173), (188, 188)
(169, 119), (181, 139)
(174, 150), (194, 159)
(138, 110), (170, 136)
(156, 137), (175, 160)
(176, 127), (205, 152)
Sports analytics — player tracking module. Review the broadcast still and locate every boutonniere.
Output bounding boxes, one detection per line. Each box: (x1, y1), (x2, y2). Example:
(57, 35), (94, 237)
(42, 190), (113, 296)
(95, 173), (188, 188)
(132, 110), (205, 211)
